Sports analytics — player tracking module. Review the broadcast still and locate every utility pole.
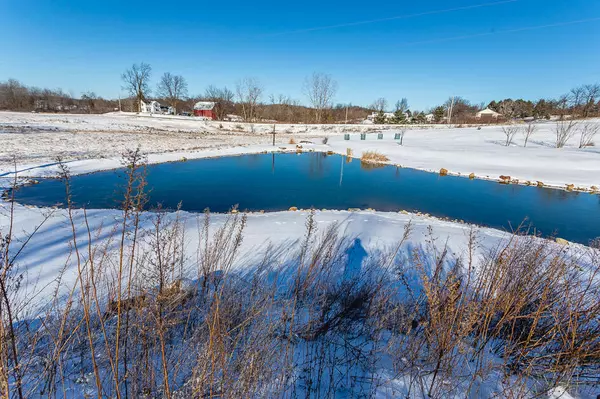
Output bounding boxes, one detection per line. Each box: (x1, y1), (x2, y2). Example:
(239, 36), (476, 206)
(118, 95), (122, 112)
(272, 124), (276, 146)
(448, 96), (455, 126)
(345, 105), (349, 125)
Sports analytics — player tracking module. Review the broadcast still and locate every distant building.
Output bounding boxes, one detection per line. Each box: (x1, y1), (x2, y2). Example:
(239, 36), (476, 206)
(476, 108), (502, 119)
(225, 114), (243, 122)
(140, 100), (162, 114)
(139, 100), (174, 115)
(366, 112), (410, 123)
(160, 105), (175, 115)
(193, 101), (216, 119)
(425, 113), (434, 123)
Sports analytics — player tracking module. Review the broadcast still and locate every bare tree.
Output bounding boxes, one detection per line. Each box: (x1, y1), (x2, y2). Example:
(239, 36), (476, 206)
(555, 120), (578, 148)
(569, 85), (585, 110)
(303, 72), (337, 124)
(235, 77), (263, 122)
(556, 94), (570, 119)
(80, 91), (98, 114)
(398, 128), (407, 146)
(371, 98), (387, 112)
(156, 72), (188, 114)
(395, 98), (409, 113)
(501, 126), (519, 146)
(521, 123), (537, 147)
(121, 63), (152, 112)
(569, 83), (600, 117)
(578, 122), (600, 148)
(582, 83), (600, 117)
(204, 85), (235, 121)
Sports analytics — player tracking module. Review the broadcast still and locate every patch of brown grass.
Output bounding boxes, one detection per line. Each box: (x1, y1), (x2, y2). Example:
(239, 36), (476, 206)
(360, 151), (389, 164)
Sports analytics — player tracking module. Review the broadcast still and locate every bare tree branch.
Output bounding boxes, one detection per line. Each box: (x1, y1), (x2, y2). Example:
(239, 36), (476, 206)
(156, 72), (188, 114)
(121, 63), (152, 112)
(303, 73), (337, 124)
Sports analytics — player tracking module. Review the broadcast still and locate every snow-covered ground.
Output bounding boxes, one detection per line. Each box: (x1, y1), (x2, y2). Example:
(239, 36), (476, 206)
(328, 124), (600, 191)
(3, 204), (507, 310)
(1, 111), (598, 191)
(1, 111), (598, 398)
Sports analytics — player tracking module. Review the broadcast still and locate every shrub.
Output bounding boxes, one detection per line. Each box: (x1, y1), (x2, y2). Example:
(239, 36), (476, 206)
(360, 151), (389, 164)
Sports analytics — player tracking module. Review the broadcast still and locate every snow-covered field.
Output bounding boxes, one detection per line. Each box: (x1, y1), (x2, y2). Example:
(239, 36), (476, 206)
(1, 111), (598, 192)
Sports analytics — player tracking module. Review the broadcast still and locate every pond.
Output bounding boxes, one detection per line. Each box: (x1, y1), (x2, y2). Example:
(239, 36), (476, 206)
(12, 153), (600, 244)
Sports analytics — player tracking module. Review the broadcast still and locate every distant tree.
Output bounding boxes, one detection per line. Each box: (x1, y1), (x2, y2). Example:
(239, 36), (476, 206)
(555, 94), (570, 118)
(394, 98), (409, 113)
(204, 85), (235, 121)
(0, 79), (29, 110)
(433, 106), (445, 123)
(391, 109), (407, 124)
(371, 97), (387, 112)
(81, 91), (98, 113)
(571, 83), (600, 117)
(374, 110), (387, 124)
(582, 84), (600, 117)
(303, 72), (337, 124)
(414, 112), (427, 124)
(121, 63), (152, 112)
(156, 72), (188, 114)
(235, 77), (263, 122)
(533, 99), (551, 120)
(444, 97), (477, 123)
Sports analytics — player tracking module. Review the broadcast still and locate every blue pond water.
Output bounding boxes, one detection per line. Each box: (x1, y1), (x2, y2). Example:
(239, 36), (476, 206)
(13, 153), (600, 244)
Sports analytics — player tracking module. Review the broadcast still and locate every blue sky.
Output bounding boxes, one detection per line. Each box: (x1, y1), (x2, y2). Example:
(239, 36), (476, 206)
(1, 0), (599, 110)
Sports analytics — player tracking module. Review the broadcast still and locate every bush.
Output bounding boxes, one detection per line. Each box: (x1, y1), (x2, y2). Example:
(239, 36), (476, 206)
(360, 151), (389, 164)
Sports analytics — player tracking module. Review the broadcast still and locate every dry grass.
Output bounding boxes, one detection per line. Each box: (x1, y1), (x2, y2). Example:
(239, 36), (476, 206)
(360, 150), (389, 164)
(289, 137), (296, 145)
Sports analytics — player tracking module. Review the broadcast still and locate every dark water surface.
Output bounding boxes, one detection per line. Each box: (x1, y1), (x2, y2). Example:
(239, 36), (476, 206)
(13, 153), (600, 244)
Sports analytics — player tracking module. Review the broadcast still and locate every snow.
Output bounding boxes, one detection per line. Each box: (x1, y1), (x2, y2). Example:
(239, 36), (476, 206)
(1, 111), (599, 191)
(1, 111), (598, 398)
(2, 203), (511, 311)
(327, 122), (600, 191)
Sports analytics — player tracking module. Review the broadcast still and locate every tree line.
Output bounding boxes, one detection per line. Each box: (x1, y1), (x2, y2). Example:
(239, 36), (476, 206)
(2, 63), (599, 124)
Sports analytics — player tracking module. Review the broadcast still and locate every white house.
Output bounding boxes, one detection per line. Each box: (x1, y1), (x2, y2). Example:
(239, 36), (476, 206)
(366, 112), (406, 123)
(476, 108), (502, 119)
(140, 100), (162, 114)
(425, 113), (434, 123)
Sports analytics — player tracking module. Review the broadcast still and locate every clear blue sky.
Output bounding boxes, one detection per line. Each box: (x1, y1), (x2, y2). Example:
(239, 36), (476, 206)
(1, 0), (599, 110)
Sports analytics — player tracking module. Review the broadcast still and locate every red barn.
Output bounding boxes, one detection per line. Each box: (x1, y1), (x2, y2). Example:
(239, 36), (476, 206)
(193, 101), (216, 119)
